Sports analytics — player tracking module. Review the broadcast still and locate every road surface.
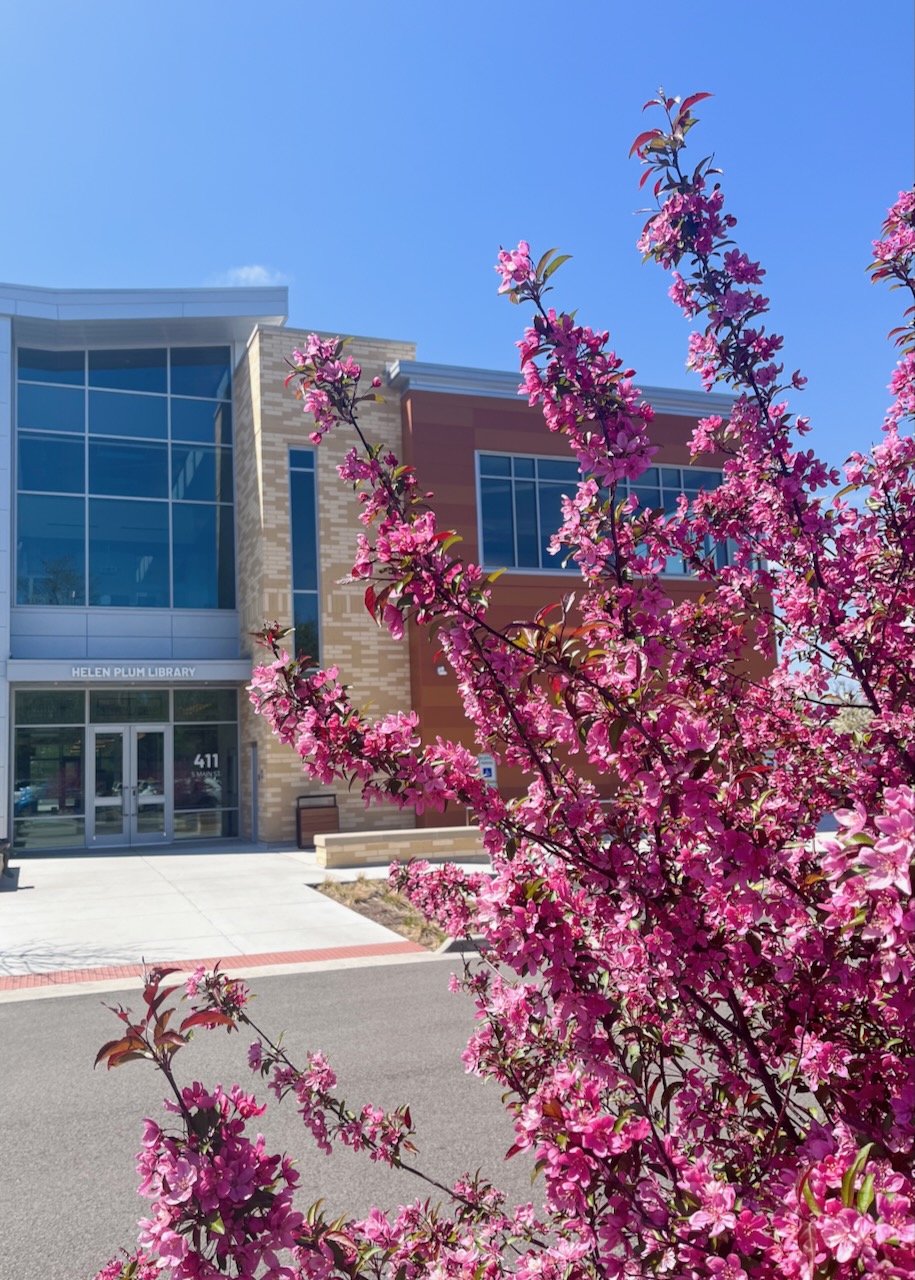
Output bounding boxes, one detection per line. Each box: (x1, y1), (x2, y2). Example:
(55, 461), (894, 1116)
(0, 958), (537, 1280)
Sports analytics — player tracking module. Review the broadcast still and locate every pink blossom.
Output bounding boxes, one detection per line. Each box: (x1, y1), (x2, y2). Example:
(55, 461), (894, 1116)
(819, 1207), (874, 1263)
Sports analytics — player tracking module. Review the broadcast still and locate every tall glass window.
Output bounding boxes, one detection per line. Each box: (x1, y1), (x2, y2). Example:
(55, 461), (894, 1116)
(13, 691), (86, 850)
(289, 449), (320, 662)
(173, 689), (239, 840)
(16, 347), (235, 608)
(477, 453), (730, 575)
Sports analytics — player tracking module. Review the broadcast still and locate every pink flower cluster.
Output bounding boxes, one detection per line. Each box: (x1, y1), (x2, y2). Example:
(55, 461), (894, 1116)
(495, 240), (535, 293)
(100, 96), (915, 1280)
(133, 1082), (304, 1279)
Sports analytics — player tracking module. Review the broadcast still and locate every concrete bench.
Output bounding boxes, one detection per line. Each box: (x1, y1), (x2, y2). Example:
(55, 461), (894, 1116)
(313, 826), (487, 869)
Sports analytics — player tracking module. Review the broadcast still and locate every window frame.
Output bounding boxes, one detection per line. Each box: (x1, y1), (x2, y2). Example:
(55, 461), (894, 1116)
(288, 447), (321, 665)
(475, 450), (731, 578)
(14, 345), (236, 610)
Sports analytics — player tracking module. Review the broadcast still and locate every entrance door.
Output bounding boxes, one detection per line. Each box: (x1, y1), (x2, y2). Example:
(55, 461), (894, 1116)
(89, 725), (171, 846)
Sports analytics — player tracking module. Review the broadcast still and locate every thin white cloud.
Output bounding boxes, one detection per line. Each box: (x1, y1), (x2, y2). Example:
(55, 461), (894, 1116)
(209, 264), (290, 287)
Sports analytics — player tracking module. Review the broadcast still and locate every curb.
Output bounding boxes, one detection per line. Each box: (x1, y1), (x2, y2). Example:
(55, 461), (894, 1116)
(0, 939), (426, 1001)
(436, 935), (486, 956)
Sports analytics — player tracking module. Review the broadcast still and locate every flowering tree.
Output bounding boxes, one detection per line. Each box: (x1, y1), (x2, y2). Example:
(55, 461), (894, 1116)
(96, 95), (913, 1280)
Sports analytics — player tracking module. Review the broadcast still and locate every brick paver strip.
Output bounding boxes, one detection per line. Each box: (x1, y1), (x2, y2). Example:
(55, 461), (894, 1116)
(0, 939), (426, 992)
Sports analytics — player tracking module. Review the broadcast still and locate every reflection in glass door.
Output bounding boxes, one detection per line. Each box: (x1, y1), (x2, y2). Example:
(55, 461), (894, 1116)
(93, 730), (126, 840)
(89, 725), (171, 846)
(134, 729), (166, 838)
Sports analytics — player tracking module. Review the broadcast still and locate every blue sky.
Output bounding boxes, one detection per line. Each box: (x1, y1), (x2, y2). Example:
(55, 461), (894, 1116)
(1, 1), (911, 472)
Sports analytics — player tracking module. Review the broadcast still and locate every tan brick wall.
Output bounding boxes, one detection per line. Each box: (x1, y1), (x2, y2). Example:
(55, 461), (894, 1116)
(314, 826), (486, 868)
(235, 326), (418, 843)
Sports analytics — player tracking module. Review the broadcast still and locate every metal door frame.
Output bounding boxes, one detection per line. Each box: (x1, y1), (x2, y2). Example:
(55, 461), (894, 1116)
(87, 723), (173, 847)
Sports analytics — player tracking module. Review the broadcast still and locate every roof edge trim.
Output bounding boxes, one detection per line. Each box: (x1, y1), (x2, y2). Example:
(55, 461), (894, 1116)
(387, 359), (735, 417)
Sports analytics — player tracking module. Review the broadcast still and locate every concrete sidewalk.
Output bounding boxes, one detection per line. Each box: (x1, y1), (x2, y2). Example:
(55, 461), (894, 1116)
(0, 844), (475, 1001)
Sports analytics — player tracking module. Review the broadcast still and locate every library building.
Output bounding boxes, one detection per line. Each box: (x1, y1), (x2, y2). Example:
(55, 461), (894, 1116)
(0, 281), (734, 854)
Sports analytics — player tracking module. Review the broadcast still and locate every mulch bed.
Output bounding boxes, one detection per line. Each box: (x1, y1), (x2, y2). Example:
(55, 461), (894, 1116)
(315, 877), (447, 951)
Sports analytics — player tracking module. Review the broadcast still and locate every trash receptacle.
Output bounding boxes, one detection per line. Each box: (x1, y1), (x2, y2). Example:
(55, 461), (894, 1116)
(296, 794), (339, 849)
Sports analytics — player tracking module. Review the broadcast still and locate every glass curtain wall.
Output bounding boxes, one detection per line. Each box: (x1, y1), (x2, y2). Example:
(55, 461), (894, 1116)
(12, 688), (239, 850)
(16, 346), (235, 609)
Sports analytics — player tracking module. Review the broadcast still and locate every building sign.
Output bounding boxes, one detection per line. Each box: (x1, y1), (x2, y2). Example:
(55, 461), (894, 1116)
(477, 753), (497, 783)
(70, 665), (198, 680)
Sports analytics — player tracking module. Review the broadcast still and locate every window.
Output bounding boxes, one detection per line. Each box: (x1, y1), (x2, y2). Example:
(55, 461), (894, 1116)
(289, 449), (320, 662)
(629, 465), (734, 573)
(173, 689), (239, 840)
(16, 347), (235, 608)
(11, 687), (240, 848)
(478, 453), (580, 571)
(477, 453), (731, 575)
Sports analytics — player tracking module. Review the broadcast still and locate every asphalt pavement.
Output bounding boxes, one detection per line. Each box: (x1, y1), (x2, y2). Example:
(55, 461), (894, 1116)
(0, 960), (535, 1280)
(0, 843), (523, 1280)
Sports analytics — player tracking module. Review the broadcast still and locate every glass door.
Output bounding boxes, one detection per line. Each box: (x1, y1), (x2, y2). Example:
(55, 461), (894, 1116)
(89, 725), (172, 846)
(91, 728), (127, 843)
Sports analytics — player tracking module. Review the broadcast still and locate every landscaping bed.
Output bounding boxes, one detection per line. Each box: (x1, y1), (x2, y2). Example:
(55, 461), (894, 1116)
(315, 877), (448, 950)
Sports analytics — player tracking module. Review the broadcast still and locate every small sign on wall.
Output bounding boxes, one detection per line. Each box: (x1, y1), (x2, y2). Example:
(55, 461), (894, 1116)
(476, 753), (497, 784)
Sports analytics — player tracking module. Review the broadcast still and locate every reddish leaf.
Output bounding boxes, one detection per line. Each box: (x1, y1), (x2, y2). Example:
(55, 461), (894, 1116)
(154, 1006), (176, 1034)
(146, 986), (179, 1017)
(679, 91), (713, 115)
(629, 129), (663, 158)
(95, 1035), (147, 1068)
(179, 1010), (236, 1033)
(153, 1030), (188, 1050)
(799, 1219), (818, 1264)
(143, 967), (182, 990)
(94, 1037), (128, 1067)
(107, 1051), (149, 1069)
(364, 584), (377, 618)
(521, 343), (543, 367)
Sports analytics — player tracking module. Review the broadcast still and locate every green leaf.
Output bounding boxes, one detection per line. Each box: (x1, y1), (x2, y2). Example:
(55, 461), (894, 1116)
(660, 1081), (684, 1111)
(857, 1172), (875, 1213)
(841, 1143), (873, 1207)
(800, 1175), (821, 1217)
(535, 248), (559, 276)
(543, 254), (572, 281)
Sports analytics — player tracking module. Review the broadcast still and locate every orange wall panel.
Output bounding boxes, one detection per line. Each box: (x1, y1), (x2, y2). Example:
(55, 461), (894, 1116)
(398, 388), (772, 827)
